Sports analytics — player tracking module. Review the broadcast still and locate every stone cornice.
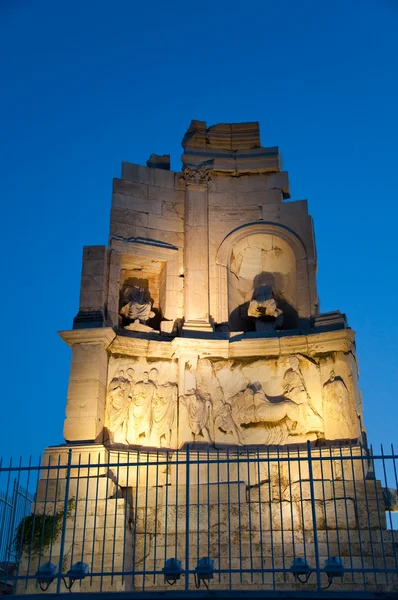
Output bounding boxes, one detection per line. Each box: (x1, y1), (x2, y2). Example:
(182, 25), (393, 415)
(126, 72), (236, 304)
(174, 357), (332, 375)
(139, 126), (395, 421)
(106, 328), (355, 359)
(228, 329), (355, 359)
(59, 328), (116, 348)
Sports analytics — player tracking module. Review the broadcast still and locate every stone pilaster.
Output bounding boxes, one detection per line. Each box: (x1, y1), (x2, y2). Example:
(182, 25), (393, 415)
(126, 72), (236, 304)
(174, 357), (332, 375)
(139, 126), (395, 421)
(73, 245), (109, 329)
(182, 164), (213, 332)
(59, 328), (116, 443)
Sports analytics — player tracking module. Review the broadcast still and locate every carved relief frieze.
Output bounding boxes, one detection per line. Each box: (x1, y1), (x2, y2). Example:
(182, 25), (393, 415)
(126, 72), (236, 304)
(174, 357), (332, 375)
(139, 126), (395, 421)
(104, 349), (360, 449)
(105, 358), (178, 447)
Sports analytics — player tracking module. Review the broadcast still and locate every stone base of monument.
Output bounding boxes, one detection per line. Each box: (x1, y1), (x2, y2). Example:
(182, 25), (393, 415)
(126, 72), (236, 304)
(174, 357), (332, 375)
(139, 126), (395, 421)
(15, 442), (395, 594)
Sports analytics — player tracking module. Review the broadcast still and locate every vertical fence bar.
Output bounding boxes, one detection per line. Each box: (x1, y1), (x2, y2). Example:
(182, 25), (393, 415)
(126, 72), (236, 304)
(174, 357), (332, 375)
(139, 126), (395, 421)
(297, 446), (307, 568)
(47, 454), (62, 570)
(133, 450), (140, 590)
(90, 453), (100, 587)
(185, 445), (190, 591)
(307, 441), (321, 591)
(162, 450), (168, 589)
(207, 446), (210, 568)
(16, 455), (33, 588)
(359, 444), (377, 585)
(56, 448), (72, 594)
(267, 446), (275, 590)
(338, 442), (353, 584)
(123, 450), (130, 589)
(25, 456), (42, 590)
(276, 446), (285, 581)
(329, 446), (341, 562)
(256, 447), (264, 584)
(237, 449), (243, 582)
(100, 451), (110, 592)
(196, 448), (200, 572)
(349, 444), (366, 589)
(153, 449), (159, 585)
(70, 453), (81, 578)
(371, 445), (388, 585)
(287, 446), (295, 565)
(111, 452), (120, 587)
(217, 446), (221, 584)
(142, 450), (150, 591)
(80, 453), (91, 585)
(319, 447), (330, 571)
(246, 448), (254, 583)
(5, 475), (17, 569)
(0, 458), (12, 562)
(381, 445), (398, 579)
(227, 447), (232, 590)
(5, 476), (18, 566)
(175, 448), (179, 570)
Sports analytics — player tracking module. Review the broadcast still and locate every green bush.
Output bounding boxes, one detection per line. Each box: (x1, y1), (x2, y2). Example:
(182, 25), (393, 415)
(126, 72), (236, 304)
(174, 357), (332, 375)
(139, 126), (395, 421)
(14, 498), (75, 557)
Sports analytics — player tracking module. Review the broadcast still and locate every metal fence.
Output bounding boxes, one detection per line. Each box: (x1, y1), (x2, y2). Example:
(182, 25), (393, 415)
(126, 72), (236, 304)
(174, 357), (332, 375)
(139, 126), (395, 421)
(0, 442), (398, 597)
(0, 478), (33, 594)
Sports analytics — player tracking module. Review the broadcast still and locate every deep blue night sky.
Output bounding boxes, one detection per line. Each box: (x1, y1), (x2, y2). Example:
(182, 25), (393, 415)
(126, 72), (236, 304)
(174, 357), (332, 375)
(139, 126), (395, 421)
(1, 0), (397, 460)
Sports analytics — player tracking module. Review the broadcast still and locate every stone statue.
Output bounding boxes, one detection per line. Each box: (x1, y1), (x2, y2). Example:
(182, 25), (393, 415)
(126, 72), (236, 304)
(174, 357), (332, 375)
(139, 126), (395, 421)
(180, 389), (213, 443)
(150, 368), (177, 447)
(120, 286), (155, 328)
(106, 368), (135, 444)
(214, 402), (245, 445)
(247, 284), (283, 331)
(127, 371), (156, 444)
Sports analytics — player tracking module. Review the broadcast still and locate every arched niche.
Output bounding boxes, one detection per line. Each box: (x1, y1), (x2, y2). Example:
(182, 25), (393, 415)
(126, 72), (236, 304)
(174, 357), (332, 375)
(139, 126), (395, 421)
(215, 222), (311, 330)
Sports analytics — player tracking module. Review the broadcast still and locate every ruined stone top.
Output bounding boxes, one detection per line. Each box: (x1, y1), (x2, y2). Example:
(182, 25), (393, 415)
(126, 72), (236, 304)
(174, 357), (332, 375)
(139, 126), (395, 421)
(181, 120), (281, 176)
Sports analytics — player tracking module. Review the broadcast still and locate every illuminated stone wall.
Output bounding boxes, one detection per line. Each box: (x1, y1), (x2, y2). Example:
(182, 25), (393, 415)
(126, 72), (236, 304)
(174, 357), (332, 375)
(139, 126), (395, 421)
(62, 120), (363, 450)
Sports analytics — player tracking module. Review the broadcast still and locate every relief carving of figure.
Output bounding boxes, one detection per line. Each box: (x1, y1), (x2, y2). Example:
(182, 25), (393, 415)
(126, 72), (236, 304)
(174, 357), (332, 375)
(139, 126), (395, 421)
(282, 355), (323, 434)
(180, 389), (213, 443)
(230, 382), (300, 445)
(120, 286), (155, 329)
(127, 371), (156, 444)
(214, 402), (245, 445)
(150, 368), (177, 447)
(322, 370), (351, 427)
(106, 368), (135, 444)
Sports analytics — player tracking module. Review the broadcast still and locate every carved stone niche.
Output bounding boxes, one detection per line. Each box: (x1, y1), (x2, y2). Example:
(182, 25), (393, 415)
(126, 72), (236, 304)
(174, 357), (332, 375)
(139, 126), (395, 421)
(108, 239), (182, 333)
(228, 233), (298, 332)
(119, 254), (166, 332)
(215, 223), (314, 332)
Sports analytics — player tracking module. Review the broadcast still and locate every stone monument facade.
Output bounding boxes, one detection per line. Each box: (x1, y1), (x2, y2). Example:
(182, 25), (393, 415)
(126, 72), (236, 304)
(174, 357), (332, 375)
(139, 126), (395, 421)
(19, 121), (391, 594)
(62, 120), (363, 450)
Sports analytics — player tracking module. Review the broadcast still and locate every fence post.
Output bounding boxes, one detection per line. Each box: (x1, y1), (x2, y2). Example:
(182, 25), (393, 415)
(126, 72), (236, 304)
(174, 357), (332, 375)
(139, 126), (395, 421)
(307, 440), (321, 590)
(185, 445), (190, 590)
(5, 479), (18, 561)
(56, 448), (72, 594)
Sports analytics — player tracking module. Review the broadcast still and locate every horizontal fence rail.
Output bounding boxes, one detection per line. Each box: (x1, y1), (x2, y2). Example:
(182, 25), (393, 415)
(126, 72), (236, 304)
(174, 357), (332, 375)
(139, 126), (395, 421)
(0, 442), (398, 596)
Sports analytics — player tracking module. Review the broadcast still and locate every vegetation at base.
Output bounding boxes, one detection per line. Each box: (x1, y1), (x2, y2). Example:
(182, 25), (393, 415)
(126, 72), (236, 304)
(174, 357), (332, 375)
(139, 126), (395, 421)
(14, 498), (75, 557)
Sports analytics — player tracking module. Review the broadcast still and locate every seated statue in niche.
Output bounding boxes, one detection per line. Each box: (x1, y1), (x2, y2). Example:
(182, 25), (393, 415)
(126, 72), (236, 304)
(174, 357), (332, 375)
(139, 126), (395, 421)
(120, 286), (156, 332)
(247, 284), (283, 331)
(180, 389), (213, 443)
